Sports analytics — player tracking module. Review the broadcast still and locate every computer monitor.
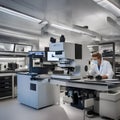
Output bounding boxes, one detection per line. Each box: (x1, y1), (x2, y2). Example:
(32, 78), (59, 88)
(15, 44), (32, 53)
(29, 51), (45, 57)
(0, 43), (14, 52)
(47, 52), (59, 62)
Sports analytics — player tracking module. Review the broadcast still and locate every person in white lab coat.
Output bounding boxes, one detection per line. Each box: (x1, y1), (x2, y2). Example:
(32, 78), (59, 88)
(89, 52), (114, 79)
(87, 52), (114, 117)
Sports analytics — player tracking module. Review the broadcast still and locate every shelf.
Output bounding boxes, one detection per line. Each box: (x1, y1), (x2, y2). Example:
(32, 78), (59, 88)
(99, 42), (116, 78)
(99, 42), (115, 45)
(115, 55), (120, 57)
(102, 55), (120, 58)
(103, 56), (113, 58)
(0, 52), (28, 57)
(0, 69), (28, 73)
(0, 76), (12, 98)
(116, 75), (120, 77)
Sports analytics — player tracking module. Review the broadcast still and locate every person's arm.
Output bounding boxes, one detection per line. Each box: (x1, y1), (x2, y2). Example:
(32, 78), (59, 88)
(88, 63), (96, 76)
(103, 62), (114, 79)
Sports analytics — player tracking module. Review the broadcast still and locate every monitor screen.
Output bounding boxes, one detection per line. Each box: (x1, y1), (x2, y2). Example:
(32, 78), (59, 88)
(47, 52), (59, 62)
(15, 44), (32, 53)
(0, 43), (14, 52)
(29, 51), (45, 57)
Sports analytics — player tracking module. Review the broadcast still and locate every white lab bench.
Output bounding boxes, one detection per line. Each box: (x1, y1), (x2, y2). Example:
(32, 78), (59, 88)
(50, 78), (120, 120)
(17, 73), (120, 119)
(50, 79), (120, 91)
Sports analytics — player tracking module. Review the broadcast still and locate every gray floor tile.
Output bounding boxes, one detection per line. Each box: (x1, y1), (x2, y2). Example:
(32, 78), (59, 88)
(0, 98), (110, 120)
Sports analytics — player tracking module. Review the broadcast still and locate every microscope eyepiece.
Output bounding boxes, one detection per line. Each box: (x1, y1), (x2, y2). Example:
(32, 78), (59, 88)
(50, 37), (56, 43)
(60, 35), (65, 42)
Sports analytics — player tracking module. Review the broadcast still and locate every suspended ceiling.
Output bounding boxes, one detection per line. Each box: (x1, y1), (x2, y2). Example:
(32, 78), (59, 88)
(0, 0), (120, 39)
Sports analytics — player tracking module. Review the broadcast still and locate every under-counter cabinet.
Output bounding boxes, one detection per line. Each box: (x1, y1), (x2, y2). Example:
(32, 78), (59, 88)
(0, 73), (16, 99)
(0, 75), (12, 99)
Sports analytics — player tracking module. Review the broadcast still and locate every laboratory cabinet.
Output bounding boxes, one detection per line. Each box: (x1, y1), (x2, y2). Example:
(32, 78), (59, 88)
(88, 42), (120, 78)
(17, 73), (60, 109)
(0, 73), (17, 99)
(99, 42), (115, 73)
(0, 74), (14, 99)
(0, 76), (12, 98)
(99, 42), (120, 79)
(0, 48), (29, 99)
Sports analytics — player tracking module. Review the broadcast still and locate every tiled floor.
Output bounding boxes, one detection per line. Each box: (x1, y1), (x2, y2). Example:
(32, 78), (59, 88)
(0, 98), (111, 120)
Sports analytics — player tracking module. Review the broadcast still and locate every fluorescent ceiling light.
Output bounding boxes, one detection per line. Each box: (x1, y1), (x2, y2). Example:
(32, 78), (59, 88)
(49, 23), (120, 42)
(0, 6), (42, 23)
(51, 23), (90, 35)
(93, 0), (120, 17)
(51, 23), (101, 41)
(47, 31), (61, 37)
(0, 28), (38, 40)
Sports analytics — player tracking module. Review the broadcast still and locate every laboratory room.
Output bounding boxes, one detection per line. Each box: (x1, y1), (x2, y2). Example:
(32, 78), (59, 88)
(1, 0), (120, 120)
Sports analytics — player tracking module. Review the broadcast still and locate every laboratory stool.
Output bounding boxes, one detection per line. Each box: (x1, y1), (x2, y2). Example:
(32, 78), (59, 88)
(99, 91), (120, 120)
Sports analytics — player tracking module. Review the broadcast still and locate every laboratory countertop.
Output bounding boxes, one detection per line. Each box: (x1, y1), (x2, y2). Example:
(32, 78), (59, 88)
(16, 72), (120, 84)
(50, 78), (120, 91)
(17, 72), (37, 76)
(17, 72), (50, 79)
(69, 79), (120, 84)
(0, 69), (28, 74)
(17, 72), (120, 86)
(16, 73), (120, 91)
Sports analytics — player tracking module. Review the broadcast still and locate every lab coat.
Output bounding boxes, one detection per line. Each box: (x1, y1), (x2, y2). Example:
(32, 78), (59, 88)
(89, 60), (114, 79)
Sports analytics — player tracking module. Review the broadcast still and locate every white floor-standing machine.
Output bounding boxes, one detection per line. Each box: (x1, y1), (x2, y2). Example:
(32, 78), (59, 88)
(17, 51), (59, 109)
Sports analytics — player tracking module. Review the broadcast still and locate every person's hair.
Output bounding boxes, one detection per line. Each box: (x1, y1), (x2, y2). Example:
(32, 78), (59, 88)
(92, 52), (102, 60)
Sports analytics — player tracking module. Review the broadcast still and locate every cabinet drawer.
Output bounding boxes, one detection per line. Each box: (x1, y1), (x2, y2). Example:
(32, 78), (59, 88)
(0, 91), (12, 97)
(0, 76), (12, 80)
(0, 84), (12, 88)
(0, 76), (12, 84)
(0, 87), (12, 92)
(0, 75), (12, 98)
